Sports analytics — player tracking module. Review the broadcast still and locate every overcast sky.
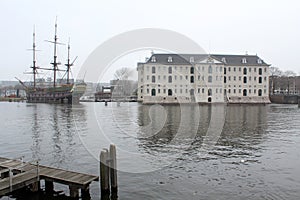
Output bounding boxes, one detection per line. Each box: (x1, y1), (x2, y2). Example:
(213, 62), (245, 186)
(1, 0), (300, 82)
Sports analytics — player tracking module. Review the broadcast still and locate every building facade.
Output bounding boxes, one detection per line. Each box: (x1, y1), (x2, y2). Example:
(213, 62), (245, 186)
(137, 54), (270, 104)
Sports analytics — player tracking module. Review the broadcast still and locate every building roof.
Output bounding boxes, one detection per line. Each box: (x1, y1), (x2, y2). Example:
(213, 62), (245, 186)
(143, 53), (270, 66)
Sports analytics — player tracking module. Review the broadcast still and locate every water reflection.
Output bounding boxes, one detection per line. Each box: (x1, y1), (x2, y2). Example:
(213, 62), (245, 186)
(137, 104), (268, 163)
(28, 104), (88, 168)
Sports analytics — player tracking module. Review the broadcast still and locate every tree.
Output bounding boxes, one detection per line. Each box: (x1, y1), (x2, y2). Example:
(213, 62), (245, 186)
(269, 66), (282, 77)
(269, 67), (283, 94)
(113, 67), (132, 80)
(282, 70), (297, 77)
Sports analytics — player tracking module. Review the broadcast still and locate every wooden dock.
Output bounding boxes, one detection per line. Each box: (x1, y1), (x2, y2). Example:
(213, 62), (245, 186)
(0, 157), (99, 199)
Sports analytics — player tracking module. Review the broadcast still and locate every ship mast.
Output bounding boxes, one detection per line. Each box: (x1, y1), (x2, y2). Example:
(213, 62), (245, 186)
(52, 20), (59, 88)
(65, 39), (77, 84)
(32, 28), (37, 88)
(46, 18), (63, 88)
(66, 39), (71, 84)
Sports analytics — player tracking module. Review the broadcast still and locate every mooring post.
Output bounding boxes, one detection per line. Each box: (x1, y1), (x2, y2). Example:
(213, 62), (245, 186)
(81, 185), (91, 200)
(110, 144), (118, 193)
(100, 149), (110, 196)
(69, 185), (79, 199)
(298, 99), (300, 108)
(45, 180), (54, 194)
(9, 168), (12, 192)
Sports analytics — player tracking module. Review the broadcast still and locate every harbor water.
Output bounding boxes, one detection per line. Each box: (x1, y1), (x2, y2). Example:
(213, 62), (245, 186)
(0, 102), (300, 199)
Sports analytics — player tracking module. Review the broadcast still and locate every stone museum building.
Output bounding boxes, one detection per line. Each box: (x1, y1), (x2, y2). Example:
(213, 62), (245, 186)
(137, 53), (270, 104)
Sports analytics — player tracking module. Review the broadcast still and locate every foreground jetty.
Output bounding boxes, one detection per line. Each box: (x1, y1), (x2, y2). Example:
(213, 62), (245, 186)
(0, 157), (99, 199)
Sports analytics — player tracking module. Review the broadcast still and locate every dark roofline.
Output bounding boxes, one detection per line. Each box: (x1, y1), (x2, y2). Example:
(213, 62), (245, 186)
(141, 53), (270, 66)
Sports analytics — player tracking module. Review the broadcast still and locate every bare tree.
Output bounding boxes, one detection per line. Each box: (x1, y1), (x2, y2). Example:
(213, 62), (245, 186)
(283, 70), (297, 77)
(269, 66), (282, 77)
(114, 67), (132, 80)
(282, 70), (297, 94)
(269, 67), (283, 94)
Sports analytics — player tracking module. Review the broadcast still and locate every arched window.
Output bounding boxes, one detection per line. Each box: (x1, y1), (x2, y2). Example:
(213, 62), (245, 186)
(168, 89), (172, 96)
(243, 76), (247, 84)
(151, 89), (156, 96)
(243, 67), (247, 75)
(190, 76), (194, 83)
(168, 76), (172, 83)
(190, 89), (195, 96)
(243, 89), (247, 96)
(168, 67), (172, 74)
(152, 76), (156, 83)
(208, 88), (212, 96)
(190, 67), (194, 74)
(258, 89), (262, 96)
(152, 66), (156, 73)
(208, 65), (212, 73)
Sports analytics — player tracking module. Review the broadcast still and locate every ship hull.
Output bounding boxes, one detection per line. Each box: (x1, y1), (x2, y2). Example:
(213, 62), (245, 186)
(26, 83), (86, 104)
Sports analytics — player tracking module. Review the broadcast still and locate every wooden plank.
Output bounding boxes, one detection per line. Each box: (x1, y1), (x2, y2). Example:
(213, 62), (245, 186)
(0, 171), (38, 196)
(0, 157), (99, 196)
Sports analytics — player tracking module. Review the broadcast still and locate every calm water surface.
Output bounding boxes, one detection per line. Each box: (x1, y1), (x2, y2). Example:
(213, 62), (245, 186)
(0, 102), (300, 200)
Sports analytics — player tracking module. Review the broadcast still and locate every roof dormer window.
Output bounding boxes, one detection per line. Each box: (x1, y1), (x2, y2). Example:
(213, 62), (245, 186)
(257, 58), (262, 64)
(168, 56), (173, 63)
(221, 57), (226, 63)
(151, 56), (156, 62)
(242, 58), (247, 64)
(190, 57), (194, 63)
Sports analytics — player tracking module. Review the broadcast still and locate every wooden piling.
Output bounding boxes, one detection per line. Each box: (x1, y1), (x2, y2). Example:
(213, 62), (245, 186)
(69, 185), (79, 199)
(45, 180), (54, 194)
(298, 99), (300, 108)
(109, 144), (118, 193)
(81, 186), (91, 200)
(100, 149), (110, 195)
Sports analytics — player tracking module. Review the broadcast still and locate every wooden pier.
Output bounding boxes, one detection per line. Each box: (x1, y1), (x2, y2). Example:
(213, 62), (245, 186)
(0, 157), (99, 199)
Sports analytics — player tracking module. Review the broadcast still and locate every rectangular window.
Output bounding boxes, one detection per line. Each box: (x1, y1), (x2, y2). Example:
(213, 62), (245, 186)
(259, 68), (262, 75)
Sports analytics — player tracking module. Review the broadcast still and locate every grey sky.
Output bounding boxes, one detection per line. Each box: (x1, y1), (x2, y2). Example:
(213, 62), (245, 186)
(1, 0), (300, 82)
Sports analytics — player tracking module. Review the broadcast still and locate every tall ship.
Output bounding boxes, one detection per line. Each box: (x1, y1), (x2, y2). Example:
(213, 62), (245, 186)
(17, 20), (86, 104)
